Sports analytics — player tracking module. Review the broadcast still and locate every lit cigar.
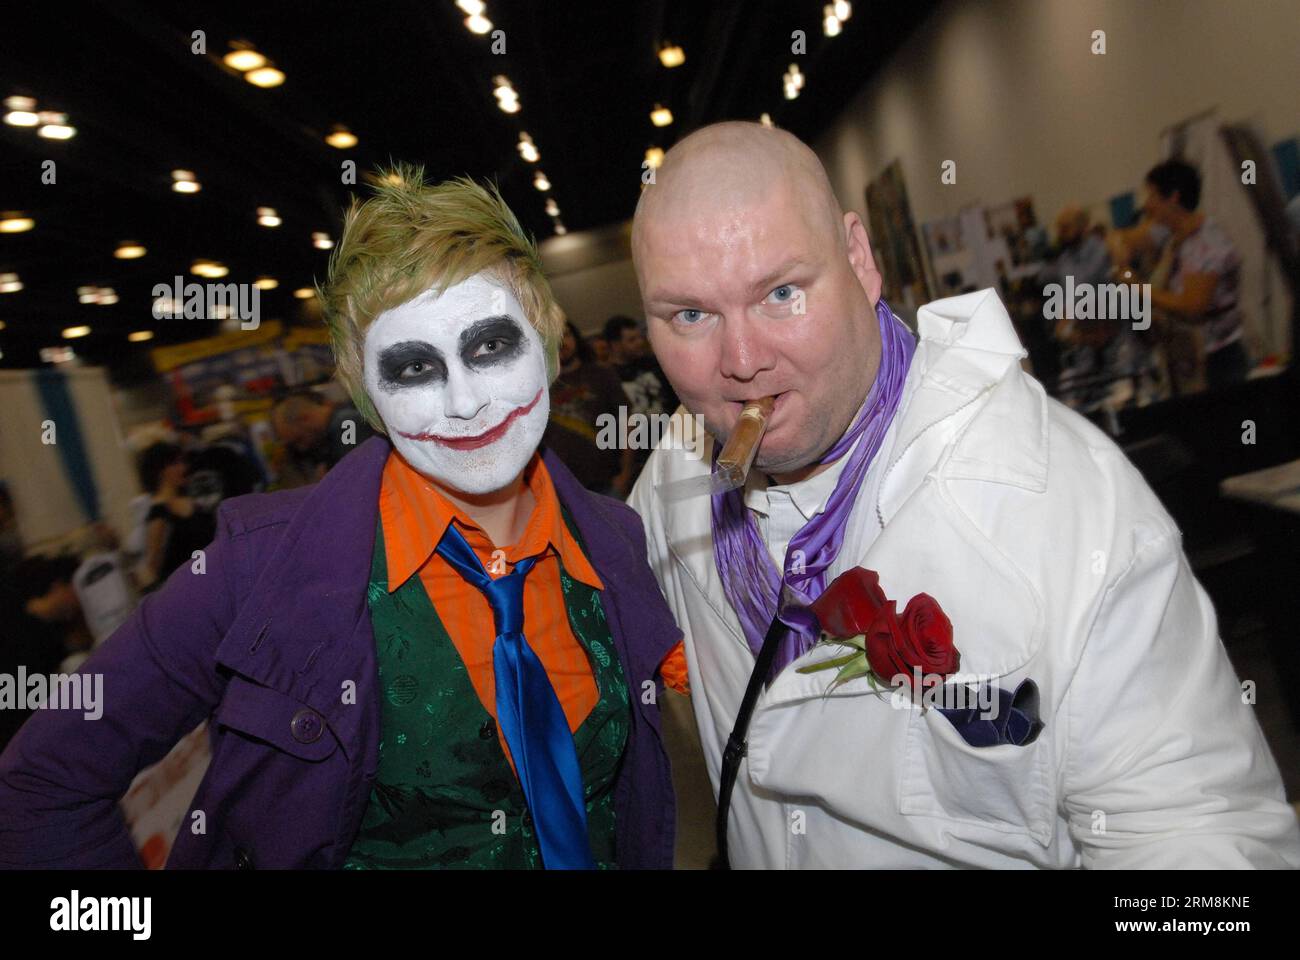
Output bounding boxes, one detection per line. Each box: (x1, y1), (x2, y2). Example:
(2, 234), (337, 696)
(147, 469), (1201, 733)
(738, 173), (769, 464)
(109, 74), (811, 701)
(655, 396), (776, 502)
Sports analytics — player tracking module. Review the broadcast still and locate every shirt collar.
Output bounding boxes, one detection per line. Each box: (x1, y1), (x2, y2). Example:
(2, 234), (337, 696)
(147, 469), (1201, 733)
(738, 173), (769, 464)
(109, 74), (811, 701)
(744, 432), (858, 521)
(378, 448), (604, 594)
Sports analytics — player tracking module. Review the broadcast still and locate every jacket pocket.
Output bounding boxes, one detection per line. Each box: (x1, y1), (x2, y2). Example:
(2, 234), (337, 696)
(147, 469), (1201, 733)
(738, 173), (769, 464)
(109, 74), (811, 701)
(898, 702), (1053, 847)
(214, 674), (339, 762)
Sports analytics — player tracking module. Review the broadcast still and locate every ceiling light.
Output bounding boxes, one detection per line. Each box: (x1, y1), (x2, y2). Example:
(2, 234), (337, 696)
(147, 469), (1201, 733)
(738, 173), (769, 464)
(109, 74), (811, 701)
(253, 276), (279, 290)
(517, 131), (539, 163)
(40, 346), (76, 363)
(325, 125), (357, 149)
(114, 242), (147, 259)
(223, 44), (267, 72)
(257, 206), (282, 227)
(0, 273), (22, 293)
(554, 221), (567, 236)
(465, 14), (492, 33)
(834, 1), (852, 20)
(533, 170), (550, 192)
(191, 260), (229, 278)
(493, 76), (519, 113)
(650, 104), (673, 127)
(312, 231), (334, 249)
(97, 292), (119, 305)
(63, 326), (91, 339)
(3, 96), (38, 127)
(644, 147), (664, 169)
(457, 0), (486, 14)
(0, 213), (34, 233)
(658, 44), (685, 68)
(823, 8), (843, 37)
(245, 67), (285, 89)
(293, 287), (315, 299)
(128, 330), (155, 342)
(759, 113), (774, 127)
(36, 111), (74, 139)
(172, 169), (201, 193)
(544, 198), (559, 217)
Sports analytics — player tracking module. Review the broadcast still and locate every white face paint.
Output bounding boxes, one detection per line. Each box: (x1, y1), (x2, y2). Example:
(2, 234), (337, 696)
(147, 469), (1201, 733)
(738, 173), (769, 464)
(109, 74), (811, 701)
(363, 272), (550, 495)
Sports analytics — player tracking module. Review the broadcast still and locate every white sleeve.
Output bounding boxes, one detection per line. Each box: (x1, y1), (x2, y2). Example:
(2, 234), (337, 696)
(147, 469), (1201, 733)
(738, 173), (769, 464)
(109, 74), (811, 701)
(1062, 529), (1300, 868)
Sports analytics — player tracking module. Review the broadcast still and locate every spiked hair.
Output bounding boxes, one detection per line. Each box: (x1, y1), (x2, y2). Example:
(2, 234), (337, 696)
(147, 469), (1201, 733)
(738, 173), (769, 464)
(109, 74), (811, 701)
(319, 164), (564, 433)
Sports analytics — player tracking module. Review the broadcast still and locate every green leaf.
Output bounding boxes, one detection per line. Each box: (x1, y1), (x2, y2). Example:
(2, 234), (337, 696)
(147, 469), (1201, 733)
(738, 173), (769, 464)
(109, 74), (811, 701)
(830, 657), (874, 688)
(796, 652), (862, 675)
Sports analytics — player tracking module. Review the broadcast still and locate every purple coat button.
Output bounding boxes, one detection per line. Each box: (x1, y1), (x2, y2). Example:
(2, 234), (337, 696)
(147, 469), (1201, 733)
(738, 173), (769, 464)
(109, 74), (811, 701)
(290, 708), (324, 744)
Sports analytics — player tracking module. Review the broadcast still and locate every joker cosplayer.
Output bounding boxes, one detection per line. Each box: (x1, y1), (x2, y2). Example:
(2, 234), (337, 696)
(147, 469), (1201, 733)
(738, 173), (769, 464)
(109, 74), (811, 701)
(0, 171), (682, 869)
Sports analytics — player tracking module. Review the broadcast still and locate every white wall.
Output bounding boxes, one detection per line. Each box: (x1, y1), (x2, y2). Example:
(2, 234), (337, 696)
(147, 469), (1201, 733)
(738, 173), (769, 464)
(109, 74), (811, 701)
(814, 0), (1300, 237)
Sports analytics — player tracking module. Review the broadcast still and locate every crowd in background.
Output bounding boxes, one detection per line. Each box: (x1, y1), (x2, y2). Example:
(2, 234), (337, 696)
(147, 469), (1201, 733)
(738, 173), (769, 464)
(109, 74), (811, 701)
(1003, 158), (1267, 412)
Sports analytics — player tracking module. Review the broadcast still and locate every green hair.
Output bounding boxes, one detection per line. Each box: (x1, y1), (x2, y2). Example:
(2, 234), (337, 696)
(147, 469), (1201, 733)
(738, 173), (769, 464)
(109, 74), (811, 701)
(318, 163), (564, 433)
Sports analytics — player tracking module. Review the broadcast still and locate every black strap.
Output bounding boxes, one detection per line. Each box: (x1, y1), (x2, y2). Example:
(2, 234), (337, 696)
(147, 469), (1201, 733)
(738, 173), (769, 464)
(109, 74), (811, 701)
(715, 614), (787, 869)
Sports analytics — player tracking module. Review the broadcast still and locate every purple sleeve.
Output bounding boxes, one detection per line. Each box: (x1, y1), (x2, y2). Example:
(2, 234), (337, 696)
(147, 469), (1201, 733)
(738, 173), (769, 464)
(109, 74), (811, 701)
(0, 503), (247, 868)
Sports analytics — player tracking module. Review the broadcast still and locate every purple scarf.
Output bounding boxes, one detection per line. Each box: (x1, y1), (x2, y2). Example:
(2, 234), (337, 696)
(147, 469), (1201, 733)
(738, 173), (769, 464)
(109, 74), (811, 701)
(710, 298), (916, 678)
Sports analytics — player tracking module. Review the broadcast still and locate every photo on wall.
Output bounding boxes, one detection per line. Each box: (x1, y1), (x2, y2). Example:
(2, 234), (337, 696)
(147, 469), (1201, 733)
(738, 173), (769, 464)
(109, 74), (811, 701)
(865, 160), (931, 311)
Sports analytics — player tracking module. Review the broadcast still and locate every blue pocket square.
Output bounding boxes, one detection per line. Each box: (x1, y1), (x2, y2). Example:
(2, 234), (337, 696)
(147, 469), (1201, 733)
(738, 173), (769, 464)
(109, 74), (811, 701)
(935, 678), (1044, 748)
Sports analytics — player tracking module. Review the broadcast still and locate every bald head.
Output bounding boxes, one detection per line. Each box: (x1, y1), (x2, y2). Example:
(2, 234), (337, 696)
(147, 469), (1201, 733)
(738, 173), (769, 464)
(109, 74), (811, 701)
(631, 121), (887, 482)
(632, 122), (845, 258)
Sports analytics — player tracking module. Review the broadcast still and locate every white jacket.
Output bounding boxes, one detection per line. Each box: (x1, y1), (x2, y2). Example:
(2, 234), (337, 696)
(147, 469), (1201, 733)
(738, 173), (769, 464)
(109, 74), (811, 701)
(629, 288), (1300, 869)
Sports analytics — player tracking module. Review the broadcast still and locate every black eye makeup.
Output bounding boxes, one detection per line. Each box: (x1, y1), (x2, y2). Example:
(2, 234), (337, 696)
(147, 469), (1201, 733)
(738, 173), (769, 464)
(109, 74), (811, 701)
(460, 315), (525, 367)
(376, 340), (447, 389)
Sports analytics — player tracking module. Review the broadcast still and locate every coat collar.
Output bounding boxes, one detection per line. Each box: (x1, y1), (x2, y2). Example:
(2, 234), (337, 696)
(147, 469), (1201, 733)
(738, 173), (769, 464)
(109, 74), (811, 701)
(877, 288), (1048, 523)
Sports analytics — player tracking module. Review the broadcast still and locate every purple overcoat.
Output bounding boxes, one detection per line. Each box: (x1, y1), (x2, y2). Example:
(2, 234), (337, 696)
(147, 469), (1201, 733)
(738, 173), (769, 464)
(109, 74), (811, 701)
(0, 437), (682, 869)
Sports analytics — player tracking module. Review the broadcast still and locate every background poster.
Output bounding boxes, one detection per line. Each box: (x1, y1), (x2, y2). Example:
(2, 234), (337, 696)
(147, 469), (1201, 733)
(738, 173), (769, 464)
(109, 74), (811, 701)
(865, 160), (931, 312)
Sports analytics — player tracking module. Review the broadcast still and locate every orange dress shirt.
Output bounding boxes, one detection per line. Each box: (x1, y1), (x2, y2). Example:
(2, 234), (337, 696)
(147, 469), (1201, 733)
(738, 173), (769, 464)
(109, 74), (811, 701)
(379, 449), (613, 767)
(379, 448), (692, 763)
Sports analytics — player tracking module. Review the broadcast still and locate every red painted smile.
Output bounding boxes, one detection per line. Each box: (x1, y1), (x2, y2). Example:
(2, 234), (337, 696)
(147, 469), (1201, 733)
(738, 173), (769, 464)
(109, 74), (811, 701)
(398, 388), (543, 451)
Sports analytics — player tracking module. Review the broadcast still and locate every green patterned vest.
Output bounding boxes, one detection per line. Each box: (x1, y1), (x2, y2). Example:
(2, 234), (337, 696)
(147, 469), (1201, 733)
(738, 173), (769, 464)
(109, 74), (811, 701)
(343, 508), (629, 869)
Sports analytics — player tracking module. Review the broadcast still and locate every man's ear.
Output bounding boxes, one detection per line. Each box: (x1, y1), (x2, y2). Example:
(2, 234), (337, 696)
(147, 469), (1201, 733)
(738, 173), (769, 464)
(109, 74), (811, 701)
(844, 211), (883, 306)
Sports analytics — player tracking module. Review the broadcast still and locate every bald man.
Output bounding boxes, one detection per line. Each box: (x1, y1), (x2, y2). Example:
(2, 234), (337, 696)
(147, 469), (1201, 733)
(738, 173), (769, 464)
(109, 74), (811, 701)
(628, 122), (1299, 869)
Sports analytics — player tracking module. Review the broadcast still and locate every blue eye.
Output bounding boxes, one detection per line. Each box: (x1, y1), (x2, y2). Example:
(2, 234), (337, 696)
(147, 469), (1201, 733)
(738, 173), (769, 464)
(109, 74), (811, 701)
(769, 284), (796, 302)
(675, 309), (705, 324)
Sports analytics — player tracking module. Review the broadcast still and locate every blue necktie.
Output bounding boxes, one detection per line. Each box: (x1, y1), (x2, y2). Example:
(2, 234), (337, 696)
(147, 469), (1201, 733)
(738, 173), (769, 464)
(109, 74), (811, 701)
(435, 522), (595, 870)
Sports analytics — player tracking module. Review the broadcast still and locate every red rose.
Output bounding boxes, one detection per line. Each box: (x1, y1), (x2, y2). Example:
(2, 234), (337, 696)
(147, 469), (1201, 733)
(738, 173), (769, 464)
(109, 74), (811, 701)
(811, 568), (888, 638)
(865, 594), (959, 690)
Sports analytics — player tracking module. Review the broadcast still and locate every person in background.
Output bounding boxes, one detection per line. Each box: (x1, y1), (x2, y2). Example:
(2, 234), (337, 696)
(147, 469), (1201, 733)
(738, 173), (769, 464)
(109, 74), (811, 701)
(591, 337), (612, 366)
(137, 442), (216, 591)
(1037, 205), (1142, 407)
(544, 321), (635, 497)
(271, 389), (375, 480)
(603, 315), (679, 419)
(187, 422), (266, 510)
(0, 555), (84, 752)
(603, 315), (679, 475)
(1115, 159), (1249, 390)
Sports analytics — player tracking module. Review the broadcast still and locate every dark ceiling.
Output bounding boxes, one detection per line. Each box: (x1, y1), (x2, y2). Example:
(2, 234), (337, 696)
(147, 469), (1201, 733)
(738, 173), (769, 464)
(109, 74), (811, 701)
(0, 0), (939, 381)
